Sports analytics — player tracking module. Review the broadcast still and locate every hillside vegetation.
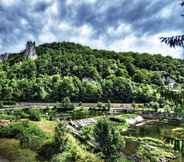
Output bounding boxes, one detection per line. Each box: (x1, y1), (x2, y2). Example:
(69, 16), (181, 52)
(0, 42), (184, 162)
(0, 42), (183, 103)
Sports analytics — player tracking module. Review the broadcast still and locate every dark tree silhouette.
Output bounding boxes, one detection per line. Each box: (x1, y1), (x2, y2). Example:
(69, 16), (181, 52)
(160, 1), (184, 47)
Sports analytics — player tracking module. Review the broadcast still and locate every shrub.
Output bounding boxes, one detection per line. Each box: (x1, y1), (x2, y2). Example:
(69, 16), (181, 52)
(0, 101), (4, 109)
(0, 113), (16, 120)
(51, 135), (102, 162)
(56, 97), (75, 111)
(1, 100), (16, 105)
(38, 122), (68, 161)
(94, 119), (122, 161)
(13, 110), (29, 119)
(38, 142), (58, 161)
(0, 139), (38, 162)
(27, 109), (42, 121)
(71, 108), (89, 119)
(0, 121), (47, 151)
(96, 102), (109, 112)
(81, 125), (94, 141)
(106, 100), (111, 111)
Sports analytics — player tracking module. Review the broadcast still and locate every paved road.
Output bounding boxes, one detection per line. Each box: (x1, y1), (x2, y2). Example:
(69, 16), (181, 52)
(0, 102), (143, 113)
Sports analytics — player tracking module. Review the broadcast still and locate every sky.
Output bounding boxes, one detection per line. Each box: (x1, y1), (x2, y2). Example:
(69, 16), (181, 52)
(0, 0), (184, 58)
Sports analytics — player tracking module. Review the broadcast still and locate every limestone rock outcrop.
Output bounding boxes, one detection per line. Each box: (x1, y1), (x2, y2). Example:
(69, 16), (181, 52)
(0, 41), (37, 61)
(23, 41), (37, 60)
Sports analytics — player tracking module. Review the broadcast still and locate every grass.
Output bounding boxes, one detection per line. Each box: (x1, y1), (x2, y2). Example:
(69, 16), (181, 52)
(0, 138), (37, 162)
(108, 113), (137, 130)
(0, 120), (57, 162)
(124, 136), (175, 161)
(33, 120), (57, 135)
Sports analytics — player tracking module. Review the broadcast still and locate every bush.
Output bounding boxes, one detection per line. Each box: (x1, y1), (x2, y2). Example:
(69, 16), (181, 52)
(1, 100), (16, 105)
(56, 97), (75, 111)
(0, 113), (16, 120)
(96, 102), (109, 112)
(0, 139), (38, 162)
(106, 100), (111, 111)
(0, 121), (47, 151)
(71, 108), (89, 119)
(109, 116), (126, 123)
(97, 102), (103, 108)
(81, 125), (94, 141)
(27, 109), (42, 121)
(94, 119), (122, 161)
(51, 135), (102, 162)
(0, 101), (4, 109)
(13, 110), (29, 120)
(38, 142), (58, 161)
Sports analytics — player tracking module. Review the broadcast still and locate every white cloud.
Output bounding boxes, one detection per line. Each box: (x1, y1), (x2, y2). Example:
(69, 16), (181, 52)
(20, 18), (29, 26)
(81, 0), (97, 4)
(159, 4), (173, 18)
(38, 20), (57, 43)
(38, 30), (57, 43)
(70, 34), (106, 50)
(0, 0), (16, 6)
(107, 23), (132, 38)
(0, 0), (183, 59)
(46, 0), (58, 16)
(66, 0), (97, 5)
(79, 25), (93, 37)
(65, 0), (73, 6)
(58, 21), (72, 31)
(109, 32), (183, 58)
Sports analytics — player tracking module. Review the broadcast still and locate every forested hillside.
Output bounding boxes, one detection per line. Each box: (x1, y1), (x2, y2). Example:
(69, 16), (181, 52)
(0, 42), (184, 103)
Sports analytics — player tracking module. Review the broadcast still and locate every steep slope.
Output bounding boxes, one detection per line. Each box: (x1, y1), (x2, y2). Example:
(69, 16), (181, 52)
(0, 42), (183, 102)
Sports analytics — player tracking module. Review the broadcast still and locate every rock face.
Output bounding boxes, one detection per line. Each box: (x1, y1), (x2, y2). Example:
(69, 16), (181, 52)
(23, 41), (37, 60)
(0, 53), (9, 61)
(0, 41), (37, 61)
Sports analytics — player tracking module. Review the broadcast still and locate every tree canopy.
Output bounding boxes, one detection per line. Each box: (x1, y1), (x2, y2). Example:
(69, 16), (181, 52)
(160, 1), (184, 48)
(0, 41), (183, 103)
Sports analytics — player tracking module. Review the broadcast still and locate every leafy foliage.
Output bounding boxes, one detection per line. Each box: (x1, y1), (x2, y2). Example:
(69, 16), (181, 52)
(160, 35), (184, 48)
(0, 42), (183, 104)
(0, 121), (47, 151)
(161, 1), (184, 48)
(94, 118), (122, 161)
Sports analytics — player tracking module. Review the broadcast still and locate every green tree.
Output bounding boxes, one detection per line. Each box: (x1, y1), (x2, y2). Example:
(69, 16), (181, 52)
(112, 77), (133, 102)
(54, 122), (68, 153)
(81, 80), (102, 102)
(125, 62), (136, 76)
(94, 119), (121, 162)
(160, 1), (184, 48)
(27, 109), (41, 121)
(57, 97), (75, 111)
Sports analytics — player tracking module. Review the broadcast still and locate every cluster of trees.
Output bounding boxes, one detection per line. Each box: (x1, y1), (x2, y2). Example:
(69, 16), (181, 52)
(38, 122), (102, 162)
(39, 120), (127, 162)
(0, 121), (103, 162)
(0, 42), (183, 103)
(0, 121), (47, 151)
(94, 119), (122, 162)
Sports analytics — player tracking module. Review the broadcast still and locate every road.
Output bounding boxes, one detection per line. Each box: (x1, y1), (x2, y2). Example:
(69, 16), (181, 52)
(0, 102), (144, 113)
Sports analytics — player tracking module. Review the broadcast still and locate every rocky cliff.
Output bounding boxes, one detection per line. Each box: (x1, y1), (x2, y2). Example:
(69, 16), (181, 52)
(0, 41), (37, 61)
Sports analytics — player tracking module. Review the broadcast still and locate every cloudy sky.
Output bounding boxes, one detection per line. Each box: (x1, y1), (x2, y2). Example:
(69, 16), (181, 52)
(0, 0), (184, 58)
